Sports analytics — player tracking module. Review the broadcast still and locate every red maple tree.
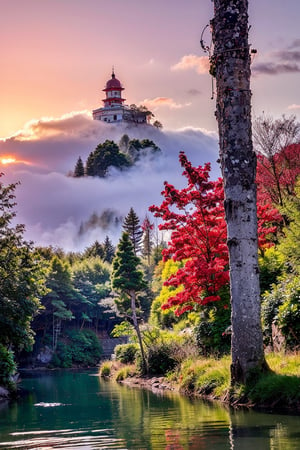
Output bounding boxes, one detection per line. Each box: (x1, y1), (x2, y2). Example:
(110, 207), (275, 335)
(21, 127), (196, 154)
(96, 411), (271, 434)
(256, 143), (300, 206)
(150, 152), (280, 315)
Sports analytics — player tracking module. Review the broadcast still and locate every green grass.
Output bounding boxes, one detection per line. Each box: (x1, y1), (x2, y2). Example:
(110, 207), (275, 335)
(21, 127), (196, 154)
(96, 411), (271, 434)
(266, 352), (300, 376)
(115, 364), (137, 381)
(246, 372), (300, 407)
(100, 352), (300, 409)
(99, 360), (138, 381)
(245, 352), (300, 408)
(170, 355), (231, 398)
(170, 352), (300, 408)
(99, 360), (113, 377)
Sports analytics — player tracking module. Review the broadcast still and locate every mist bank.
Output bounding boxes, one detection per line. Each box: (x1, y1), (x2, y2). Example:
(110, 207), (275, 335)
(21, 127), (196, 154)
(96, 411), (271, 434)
(0, 112), (219, 251)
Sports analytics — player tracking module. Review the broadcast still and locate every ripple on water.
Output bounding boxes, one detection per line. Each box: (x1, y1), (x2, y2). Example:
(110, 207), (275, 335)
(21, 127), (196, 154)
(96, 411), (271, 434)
(0, 428), (128, 449)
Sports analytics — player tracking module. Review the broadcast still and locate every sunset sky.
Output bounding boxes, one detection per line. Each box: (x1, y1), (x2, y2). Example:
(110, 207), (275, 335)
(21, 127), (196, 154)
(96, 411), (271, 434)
(0, 0), (299, 250)
(1, 0), (300, 138)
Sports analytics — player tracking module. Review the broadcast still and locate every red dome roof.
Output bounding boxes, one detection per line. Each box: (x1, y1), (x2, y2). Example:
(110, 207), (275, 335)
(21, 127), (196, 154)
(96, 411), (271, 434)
(104, 72), (123, 90)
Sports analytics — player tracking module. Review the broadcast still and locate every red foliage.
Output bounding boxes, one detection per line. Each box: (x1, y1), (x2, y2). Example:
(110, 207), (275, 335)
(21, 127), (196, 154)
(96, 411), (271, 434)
(150, 152), (280, 316)
(256, 143), (300, 206)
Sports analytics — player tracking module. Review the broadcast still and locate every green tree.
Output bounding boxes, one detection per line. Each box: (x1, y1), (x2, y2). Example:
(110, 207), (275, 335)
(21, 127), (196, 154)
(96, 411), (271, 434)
(102, 235), (115, 263)
(0, 176), (47, 387)
(84, 240), (105, 259)
(112, 232), (147, 370)
(85, 140), (130, 177)
(72, 257), (115, 332)
(37, 256), (79, 349)
(141, 215), (153, 265)
(126, 138), (160, 163)
(74, 156), (85, 177)
(123, 207), (143, 255)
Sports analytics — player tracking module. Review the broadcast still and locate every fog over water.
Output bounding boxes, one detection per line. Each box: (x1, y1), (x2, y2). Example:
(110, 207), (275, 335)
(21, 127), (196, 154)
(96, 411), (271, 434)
(0, 112), (219, 251)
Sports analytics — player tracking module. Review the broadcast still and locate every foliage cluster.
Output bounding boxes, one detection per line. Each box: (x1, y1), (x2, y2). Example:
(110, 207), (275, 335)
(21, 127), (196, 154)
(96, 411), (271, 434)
(0, 175), (48, 389)
(0, 344), (17, 389)
(114, 343), (139, 364)
(150, 151), (279, 318)
(51, 329), (102, 368)
(73, 136), (160, 178)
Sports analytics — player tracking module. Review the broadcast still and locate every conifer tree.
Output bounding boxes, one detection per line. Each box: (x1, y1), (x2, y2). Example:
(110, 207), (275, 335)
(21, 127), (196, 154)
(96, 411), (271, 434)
(84, 240), (105, 259)
(112, 232), (147, 370)
(74, 156), (85, 177)
(141, 215), (154, 265)
(103, 235), (115, 263)
(123, 207), (143, 255)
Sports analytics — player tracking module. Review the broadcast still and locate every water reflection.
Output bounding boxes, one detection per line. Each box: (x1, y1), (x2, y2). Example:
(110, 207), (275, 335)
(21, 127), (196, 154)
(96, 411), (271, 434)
(0, 370), (299, 449)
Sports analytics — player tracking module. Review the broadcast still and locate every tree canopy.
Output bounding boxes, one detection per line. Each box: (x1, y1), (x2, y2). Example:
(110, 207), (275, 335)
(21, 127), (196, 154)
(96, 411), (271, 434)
(0, 175), (47, 355)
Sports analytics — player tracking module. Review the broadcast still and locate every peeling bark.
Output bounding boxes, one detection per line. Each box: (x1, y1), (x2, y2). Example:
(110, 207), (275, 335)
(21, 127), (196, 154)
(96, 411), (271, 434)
(211, 0), (268, 384)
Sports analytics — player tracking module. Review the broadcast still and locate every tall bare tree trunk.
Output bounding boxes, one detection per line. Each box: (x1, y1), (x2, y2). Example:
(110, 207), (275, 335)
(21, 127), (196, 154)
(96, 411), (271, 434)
(211, 0), (268, 384)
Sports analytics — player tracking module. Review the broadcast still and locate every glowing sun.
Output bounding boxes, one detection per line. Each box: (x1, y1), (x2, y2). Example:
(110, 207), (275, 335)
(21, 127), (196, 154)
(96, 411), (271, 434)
(0, 156), (16, 165)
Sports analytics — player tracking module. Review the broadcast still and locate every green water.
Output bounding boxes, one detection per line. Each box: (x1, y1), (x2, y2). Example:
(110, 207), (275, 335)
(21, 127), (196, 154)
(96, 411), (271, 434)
(0, 370), (299, 449)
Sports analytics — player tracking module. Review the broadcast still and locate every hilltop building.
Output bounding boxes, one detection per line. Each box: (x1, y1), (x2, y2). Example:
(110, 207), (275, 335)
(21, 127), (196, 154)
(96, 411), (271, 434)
(93, 70), (151, 125)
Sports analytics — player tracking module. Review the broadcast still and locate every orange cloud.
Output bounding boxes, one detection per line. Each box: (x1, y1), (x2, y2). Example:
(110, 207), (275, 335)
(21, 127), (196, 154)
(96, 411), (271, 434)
(1, 110), (92, 142)
(171, 54), (210, 74)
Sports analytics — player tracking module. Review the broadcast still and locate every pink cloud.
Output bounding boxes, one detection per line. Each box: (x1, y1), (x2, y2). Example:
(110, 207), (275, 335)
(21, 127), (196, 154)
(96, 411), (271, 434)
(142, 97), (189, 110)
(171, 54), (210, 74)
(288, 104), (300, 110)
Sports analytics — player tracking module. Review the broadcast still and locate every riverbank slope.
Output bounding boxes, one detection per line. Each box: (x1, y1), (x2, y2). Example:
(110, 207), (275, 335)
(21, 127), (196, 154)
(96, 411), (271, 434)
(100, 352), (300, 412)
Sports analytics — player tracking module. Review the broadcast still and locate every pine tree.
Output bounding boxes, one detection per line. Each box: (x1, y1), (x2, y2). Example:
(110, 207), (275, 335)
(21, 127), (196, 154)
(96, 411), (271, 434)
(123, 207), (143, 255)
(212, 0), (268, 384)
(103, 235), (115, 263)
(112, 232), (147, 370)
(84, 240), (105, 259)
(74, 156), (85, 177)
(141, 215), (154, 265)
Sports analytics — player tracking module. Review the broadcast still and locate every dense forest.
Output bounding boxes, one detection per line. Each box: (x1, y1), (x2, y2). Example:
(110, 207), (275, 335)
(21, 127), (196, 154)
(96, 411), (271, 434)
(1, 115), (300, 393)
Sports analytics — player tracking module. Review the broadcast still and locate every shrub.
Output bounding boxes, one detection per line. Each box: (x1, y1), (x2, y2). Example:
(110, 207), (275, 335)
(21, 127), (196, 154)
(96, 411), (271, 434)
(99, 361), (112, 377)
(258, 247), (284, 294)
(192, 289), (231, 357)
(0, 344), (17, 389)
(194, 312), (230, 356)
(136, 342), (178, 376)
(115, 365), (136, 381)
(247, 373), (300, 407)
(262, 276), (300, 350)
(52, 329), (102, 367)
(115, 343), (139, 364)
(177, 356), (230, 397)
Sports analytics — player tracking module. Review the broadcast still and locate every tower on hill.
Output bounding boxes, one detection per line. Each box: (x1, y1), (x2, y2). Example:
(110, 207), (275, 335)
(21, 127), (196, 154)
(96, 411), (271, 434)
(93, 70), (151, 125)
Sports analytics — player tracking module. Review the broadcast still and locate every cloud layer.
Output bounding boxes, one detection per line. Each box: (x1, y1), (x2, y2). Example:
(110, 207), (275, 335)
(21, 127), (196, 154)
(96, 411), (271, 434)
(0, 113), (219, 251)
(252, 41), (300, 76)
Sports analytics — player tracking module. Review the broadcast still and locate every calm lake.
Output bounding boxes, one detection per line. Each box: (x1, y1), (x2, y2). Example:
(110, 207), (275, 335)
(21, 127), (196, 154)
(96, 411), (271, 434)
(0, 370), (299, 449)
